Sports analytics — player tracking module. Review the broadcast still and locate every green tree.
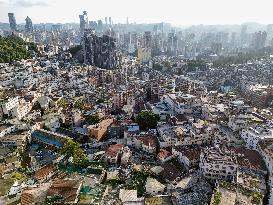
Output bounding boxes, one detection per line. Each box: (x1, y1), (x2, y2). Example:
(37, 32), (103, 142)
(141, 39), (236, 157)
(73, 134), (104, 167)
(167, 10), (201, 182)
(213, 192), (222, 205)
(86, 113), (101, 125)
(68, 45), (82, 57)
(0, 35), (36, 63)
(153, 63), (163, 71)
(61, 139), (80, 157)
(72, 149), (89, 167)
(61, 139), (88, 167)
(136, 110), (160, 131)
(252, 192), (261, 203)
(19, 151), (31, 169)
(32, 101), (42, 111)
(57, 98), (69, 110)
(74, 98), (85, 110)
(108, 176), (122, 188)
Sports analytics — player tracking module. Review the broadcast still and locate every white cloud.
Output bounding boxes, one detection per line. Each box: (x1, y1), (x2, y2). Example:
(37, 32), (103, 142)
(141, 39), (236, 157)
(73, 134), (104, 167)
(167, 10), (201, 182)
(0, 0), (273, 25)
(15, 0), (48, 7)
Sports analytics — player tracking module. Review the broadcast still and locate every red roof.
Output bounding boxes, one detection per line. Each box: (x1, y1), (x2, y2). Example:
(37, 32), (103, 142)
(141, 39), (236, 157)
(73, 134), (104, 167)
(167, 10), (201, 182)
(158, 149), (172, 159)
(136, 135), (157, 147)
(105, 144), (124, 157)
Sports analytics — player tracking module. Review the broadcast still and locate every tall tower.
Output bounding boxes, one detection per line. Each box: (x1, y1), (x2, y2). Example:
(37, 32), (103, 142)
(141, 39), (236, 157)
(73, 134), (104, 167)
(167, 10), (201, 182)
(8, 13), (17, 32)
(240, 24), (247, 46)
(79, 11), (88, 33)
(25, 16), (33, 33)
(105, 17), (108, 25)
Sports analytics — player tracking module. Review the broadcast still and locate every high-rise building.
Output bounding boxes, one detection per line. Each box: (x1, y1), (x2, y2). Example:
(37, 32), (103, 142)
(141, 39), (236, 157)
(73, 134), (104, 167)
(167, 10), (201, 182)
(79, 11), (88, 33)
(109, 17), (112, 25)
(144, 31), (152, 48)
(8, 13), (17, 32)
(230, 32), (237, 46)
(97, 20), (103, 32)
(266, 24), (273, 45)
(167, 32), (178, 56)
(89, 21), (98, 30)
(240, 25), (247, 46)
(82, 29), (118, 69)
(25, 16), (33, 33)
(105, 17), (108, 25)
(252, 31), (267, 49)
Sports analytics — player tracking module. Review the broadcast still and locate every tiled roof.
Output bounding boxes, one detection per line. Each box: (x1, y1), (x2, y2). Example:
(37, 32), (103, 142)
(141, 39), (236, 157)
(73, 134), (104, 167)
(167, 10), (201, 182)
(47, 179), (82, 203)
(105, 144), (124, 158)
(158, 149), (172, 159)
(35, 164), (55, 180)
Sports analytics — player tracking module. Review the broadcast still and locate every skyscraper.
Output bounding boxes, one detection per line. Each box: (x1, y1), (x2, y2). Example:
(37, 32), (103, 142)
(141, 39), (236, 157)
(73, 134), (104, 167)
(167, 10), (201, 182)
(252, 31), (267, 49)
(97, 20), (103, 32)
(240, 25), (247, 46)
(105, 17), (108, 25)
(79, 11), (88, 33)
(82, 29), (118, 69)
(8, 13), (17, 32)
(25, 16), (33, 33)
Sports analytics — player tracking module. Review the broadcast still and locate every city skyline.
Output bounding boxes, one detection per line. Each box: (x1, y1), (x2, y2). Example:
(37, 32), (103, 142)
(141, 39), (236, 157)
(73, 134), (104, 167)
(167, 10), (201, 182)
(0, 0), (273, 26)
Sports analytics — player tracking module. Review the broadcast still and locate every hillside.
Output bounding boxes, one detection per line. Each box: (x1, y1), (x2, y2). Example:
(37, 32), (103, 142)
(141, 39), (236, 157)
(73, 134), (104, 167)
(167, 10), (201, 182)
(0, 35), (36, 63)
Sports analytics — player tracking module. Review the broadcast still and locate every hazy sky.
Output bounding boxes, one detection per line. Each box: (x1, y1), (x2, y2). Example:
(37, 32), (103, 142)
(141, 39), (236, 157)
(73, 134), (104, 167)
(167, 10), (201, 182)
(0, 0), (273, 25)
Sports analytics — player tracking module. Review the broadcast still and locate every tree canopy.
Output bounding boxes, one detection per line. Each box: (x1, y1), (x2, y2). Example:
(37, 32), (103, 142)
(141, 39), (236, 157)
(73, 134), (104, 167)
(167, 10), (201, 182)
(57, 98), (69, 110)
(0, 35), (36, 63)
(136, 110), (160, 131)
(68, 45), (82, 57)
(86, 113), (101, 125)
(61, 139), (88, 167)
(74, 98), (85, 110)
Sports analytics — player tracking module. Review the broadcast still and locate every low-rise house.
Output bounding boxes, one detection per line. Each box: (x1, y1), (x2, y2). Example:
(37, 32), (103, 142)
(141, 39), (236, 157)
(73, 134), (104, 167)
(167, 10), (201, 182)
(157, 121), (212, 148)
(135, 135), (157, 154)
(34, 164), (55, 182)
(162, 93), (200, 114)
(228, 114), (249, 132)
(105, 144), (124, 164)
(31, 129), (70, 148)
(0, 97), (19, 118)
(11, 101), (32, 120)
(158, 149), (173, 163)
(171, 172), (213, 205)
(145, 177), (165, 196)
(121, 146), (131, 165)
(231, 147), (266, 175)
(202, 103), (228, 122)
(1, 130), (28, 148)
(151, 162), (184, 182)
(172, 146), (201, 169)
(21, 183), (50, 205)
(145, 196), (172, 205)
(119, 189), (144, 205)
(46, 179), (83, 204)
(257, 139), (273, 204)
(88, 118), (114, 141)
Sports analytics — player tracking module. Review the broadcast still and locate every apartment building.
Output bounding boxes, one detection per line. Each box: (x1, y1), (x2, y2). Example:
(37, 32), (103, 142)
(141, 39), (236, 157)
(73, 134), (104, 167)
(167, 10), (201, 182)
(241, 125), (273, 150)
(199, 147), (238, 182)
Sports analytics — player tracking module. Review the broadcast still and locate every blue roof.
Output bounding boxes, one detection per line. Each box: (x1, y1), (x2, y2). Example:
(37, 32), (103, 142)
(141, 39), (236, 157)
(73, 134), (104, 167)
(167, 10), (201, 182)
(127, 125), (140, 132)
(31, 132), (64, 148)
